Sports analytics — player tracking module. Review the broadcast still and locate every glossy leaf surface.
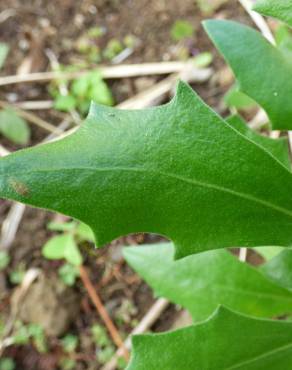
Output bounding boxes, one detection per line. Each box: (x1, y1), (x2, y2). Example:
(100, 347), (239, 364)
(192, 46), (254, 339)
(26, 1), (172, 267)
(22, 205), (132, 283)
(226, 115), (290, 169)
(261, 249), (292, 291)
(204, 20), (292, 129)
(124, 243), (292, 320)
(2, 83), (292, 257)
(128, 307), (292, 370)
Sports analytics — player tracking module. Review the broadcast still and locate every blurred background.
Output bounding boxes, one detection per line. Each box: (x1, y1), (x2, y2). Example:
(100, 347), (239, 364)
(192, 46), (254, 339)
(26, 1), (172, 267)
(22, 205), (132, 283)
(0, 1), (274, 369)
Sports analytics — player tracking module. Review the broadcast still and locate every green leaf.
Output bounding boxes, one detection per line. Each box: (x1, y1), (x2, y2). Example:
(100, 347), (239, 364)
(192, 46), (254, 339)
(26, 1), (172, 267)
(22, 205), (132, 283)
(0, 43), (9, 70)
(97, 346), (115, 364)
(9, 268), (25, 285)
(0, 358), (15, 370)
(192, 52), (213, 68)
(196, 0), (229, 15)
(0, 108), (30, 145)
(58, 263), (79, 286)
(224, 86), (257, 109)
(0, 251), (10, 271)
(128, 307), (292, 370)
(275, 24), (292, 56)
(58, 358), (76, 370)
(87, 71), (114, 106)
(254, 0), (292, 28)
(204, 20), (292, 130)
(226, 115), (290, 169)
(103, 39), (123, 60)
(124, 244), (292, 321)
(61, 334), (78, 353)
(71, 76), (90, 98)
(47, 220), (77, 232)
(254, 246), (285, 261)
(42, 234), (73, 260)
(3, 82), (292, 257)
(261, 249), (292, 291)
(91, 324), (111, 346)
(171, 20), (194, 41)
(63, 237), (83, 266)
(87, 26), (105, 38)
(54, 94), (76, 112)
(75, 222), (95, 243)
(27, 323), (48, 353)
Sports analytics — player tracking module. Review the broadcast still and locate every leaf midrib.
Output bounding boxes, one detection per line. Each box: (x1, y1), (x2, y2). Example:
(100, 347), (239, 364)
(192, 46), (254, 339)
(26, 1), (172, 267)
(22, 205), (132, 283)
(7, 165), (292, 219)
(226, 341), (292, 369)
(197, 283), (292, 303)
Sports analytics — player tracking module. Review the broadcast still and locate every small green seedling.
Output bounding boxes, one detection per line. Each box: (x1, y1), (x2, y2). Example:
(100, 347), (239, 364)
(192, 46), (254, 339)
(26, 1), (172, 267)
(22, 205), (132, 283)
(58, 334), (79, 370)
(53, 69), (113, 115)
(103, 39), (124, 60)
(61, 334), (79, 353)
(224, 85), (257, 110)
(10, 321), (47, 353)
(91, 323), (111, 347)
(9, 265), (25, 285)
(91, 324), (116, 365)
(0, 358), (15, 370)
(59, 358), (77, 370)
(171, 20), (195, 41)
(87, 26), (106, 38)
(0, 251), (10, 271)
(42, 220), (95, 285)
(43, 220), (94, 265)
(0, 108), (30, 145)
(115, 299), (138, 326)
(58, 263), (80, 286)
(96, 346), (115, 365)
(196, 0), (228, 15)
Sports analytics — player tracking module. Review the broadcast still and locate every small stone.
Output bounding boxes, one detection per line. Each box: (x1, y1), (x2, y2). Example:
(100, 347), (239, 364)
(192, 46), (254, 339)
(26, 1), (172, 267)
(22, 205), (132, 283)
(12, 273), (80, 336)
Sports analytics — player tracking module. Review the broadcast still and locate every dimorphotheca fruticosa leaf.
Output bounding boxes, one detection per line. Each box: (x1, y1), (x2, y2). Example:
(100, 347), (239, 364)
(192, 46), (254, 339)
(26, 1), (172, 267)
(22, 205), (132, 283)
(124, 243), (292, 320)
(204, 20), (292, 130)
(1, 82), (292, 258)
(128, 306), (292, 370)
(254, 0), (292, 28)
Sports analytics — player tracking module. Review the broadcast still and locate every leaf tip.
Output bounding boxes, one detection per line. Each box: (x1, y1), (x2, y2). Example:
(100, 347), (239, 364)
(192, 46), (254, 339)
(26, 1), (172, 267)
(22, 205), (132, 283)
(202, 19), (213, 30)
(87, 100), (114, 121)
(173, 79), (203, 109)
(202, 19), (222, 34)
(175, 79), (193, 96)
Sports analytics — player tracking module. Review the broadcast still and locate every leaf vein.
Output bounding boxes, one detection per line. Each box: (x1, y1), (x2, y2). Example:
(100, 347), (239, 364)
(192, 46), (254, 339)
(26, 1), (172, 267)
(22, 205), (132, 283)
(11, 166), (292, 219)
(226, 341), (292, 369)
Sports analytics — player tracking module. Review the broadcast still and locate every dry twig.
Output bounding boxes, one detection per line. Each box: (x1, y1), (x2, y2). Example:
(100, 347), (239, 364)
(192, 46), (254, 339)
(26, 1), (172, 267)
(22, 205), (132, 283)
(0, 62), (210, 87)
(14, 100), (54, 110)
(0, 268), (41, 354)
(238, 0), (275, 44)
(119, 66), (212, 109)
(102, 298), (169, 370)
(79, 265), (129, 361)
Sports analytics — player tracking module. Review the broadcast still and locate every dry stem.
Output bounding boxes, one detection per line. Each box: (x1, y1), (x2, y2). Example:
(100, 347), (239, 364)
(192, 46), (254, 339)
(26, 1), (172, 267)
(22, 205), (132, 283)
(79, 265), (129, 361)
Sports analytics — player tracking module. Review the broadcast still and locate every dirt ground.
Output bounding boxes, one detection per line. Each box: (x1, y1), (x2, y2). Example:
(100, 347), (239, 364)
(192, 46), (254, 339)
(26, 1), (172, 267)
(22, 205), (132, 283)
(0, 1), (256, 369)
